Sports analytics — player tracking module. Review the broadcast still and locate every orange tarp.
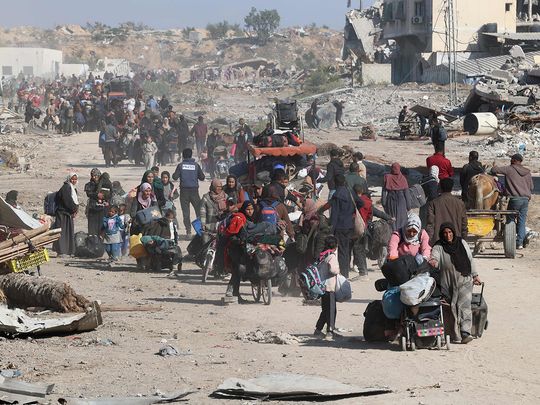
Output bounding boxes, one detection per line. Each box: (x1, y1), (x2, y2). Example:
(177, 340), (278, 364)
(248, 142), (317, 157)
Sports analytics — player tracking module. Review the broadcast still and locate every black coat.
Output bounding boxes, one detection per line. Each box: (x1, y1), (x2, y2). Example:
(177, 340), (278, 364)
(56, 182), (78, 215)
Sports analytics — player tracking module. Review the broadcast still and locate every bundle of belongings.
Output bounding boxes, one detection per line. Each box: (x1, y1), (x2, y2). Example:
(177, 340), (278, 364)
(253, 129), (303, 148)
(363, 255), (440, 343)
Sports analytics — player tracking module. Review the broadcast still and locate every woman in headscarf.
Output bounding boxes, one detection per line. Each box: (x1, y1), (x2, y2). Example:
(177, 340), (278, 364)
(200, 179), (228, 233)
(110, 180), (126, 207)
(387, 212), (431, 261)
(382, 162), (410, 231)
(223, 175), (246, 209)
(84, 168), (105, 236)
(129, 182), (158, 236)
(53, 173), (79, 257)
(145, 169), (166, 209)
(419, 165), (440, 227)
(431, 222), (481, 344)
(97, 172), (113, 202)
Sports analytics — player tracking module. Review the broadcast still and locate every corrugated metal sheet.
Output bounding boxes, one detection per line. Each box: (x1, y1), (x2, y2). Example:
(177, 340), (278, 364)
(422, 51), (540, 84)
(483, 32), (540, 41)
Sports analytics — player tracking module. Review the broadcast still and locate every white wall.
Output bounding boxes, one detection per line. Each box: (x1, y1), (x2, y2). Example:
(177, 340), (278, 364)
(0, 48), (63, 79)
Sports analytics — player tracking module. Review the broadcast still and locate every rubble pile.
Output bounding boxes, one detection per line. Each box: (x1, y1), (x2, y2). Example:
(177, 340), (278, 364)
(235, 329), (308, 345)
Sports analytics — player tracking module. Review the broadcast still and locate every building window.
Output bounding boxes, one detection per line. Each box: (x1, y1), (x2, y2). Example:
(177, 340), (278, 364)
(2, 66), (13, 76)
(505, 2), (512, 12)
(415, 1), (426, 17)
(383, 2), (394, 22)
(22, 66), (33, 76)
(396, 1), (405, 20)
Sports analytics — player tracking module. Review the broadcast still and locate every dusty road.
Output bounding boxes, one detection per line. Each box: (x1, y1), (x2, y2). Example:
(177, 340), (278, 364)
(1, 125), (540, 404)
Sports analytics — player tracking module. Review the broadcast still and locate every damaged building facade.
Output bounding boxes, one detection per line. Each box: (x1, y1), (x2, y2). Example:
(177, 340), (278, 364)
(381, 0), (517, 84)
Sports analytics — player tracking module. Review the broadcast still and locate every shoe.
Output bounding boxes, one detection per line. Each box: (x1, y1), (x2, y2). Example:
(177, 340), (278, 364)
(313, 329), (325, 338)
(350, 265), (359, 273)
(460, 332), (473, 344)
(517, 245), (523, 250)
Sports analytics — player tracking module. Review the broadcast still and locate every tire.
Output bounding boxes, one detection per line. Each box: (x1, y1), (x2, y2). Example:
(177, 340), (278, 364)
(377, 246), (387, 269)
(445, 334), (451, 350)
(251, 282), (261, 303)
(401, 336), (407, 352)
(436, 335), (442, 350)
(262, 279), (272, 305)
(504, 221), (516, 258)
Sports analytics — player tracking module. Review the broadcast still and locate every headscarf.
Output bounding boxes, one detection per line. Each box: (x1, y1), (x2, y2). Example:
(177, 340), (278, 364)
(137, 182), (154, 209)
(5, 190), (18, 207)
(112, 181), (125, 195)
(383, 162), (408, 191)
(402, 212), (422, 245)
(429, 165), (440, 183)
(209, 179), (228, 211)
(66, 172), (79, 205)
(435, 222), (472, 277)
(303, 199), (318, 222)
(90, 168), (101, 178)
(97, 172), (112, 198)
(141, 170), (153, 185)
(162, 117), (171, 130)
(240, 200), (255, 221)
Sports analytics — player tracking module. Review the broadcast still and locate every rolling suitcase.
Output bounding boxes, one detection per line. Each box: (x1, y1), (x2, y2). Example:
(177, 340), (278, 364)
(471, 282), (488, 338)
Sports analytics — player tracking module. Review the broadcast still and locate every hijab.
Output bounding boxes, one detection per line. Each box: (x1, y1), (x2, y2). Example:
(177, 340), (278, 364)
(384, 162), (408, 191)
(209, 179), (227, 211)
(402, 212), (422, 245)
(97, 172), (112, 198)
(66, 172), (79, 205)
(137, 182), (154, 209)
(435, 222), (472, 277)
(112, 181), (125, 196)
(240, 200), (255, 221)
(429, 165), (440, 183)
(90, 167), (101, 179)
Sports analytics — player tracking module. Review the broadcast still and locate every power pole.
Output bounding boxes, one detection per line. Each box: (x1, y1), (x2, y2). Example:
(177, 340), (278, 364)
(529, 0), (533, 20)
(446, 0), (458, 106)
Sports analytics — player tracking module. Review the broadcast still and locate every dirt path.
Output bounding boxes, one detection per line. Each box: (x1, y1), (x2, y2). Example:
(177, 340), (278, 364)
(1, 130), (540, 404)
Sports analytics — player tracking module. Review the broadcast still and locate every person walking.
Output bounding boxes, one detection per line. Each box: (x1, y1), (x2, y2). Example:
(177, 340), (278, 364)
(429, 116), (447, 155)
(460, 151), (484, 204)
(426, 178), (468, 244)
(319, 149), (345, 198)
(101, 205), (124, 263)
(382, 162), (410, 231)
(431, 222), (482, 344)
(191, 116), (208, 156)
(345, 162), (368, 194)
(333, 100), (345, 129)
(172, 148), (205, 236)
(492, 154), (534, 249)
(426, 146), (454, 180)
(53, 173), (79, 257)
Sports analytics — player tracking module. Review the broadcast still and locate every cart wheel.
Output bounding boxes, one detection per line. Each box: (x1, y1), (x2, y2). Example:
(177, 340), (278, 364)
(436, 335), (442, 350)
(400, 336), (407, 352)
(377, 246), (387, 269)
(262, 279), (272, 305)
(410, 339), (416, 351)
(445, 335), (451, 350)
(251, 282), (261, 303)
(504, 221), (516, 258)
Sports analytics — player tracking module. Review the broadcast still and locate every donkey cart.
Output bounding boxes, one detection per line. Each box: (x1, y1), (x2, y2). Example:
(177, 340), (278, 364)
(466, 209), (518, 259)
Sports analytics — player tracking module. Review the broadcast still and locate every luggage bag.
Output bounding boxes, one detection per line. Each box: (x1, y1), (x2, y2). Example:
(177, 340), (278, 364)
(471, 282), (488, 338)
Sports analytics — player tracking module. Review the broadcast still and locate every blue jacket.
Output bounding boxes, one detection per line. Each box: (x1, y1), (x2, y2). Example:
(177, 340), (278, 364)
(172, 158), (205, 189)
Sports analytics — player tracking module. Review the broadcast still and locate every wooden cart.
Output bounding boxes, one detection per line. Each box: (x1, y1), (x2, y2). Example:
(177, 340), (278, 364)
(466, 209), (518, 258)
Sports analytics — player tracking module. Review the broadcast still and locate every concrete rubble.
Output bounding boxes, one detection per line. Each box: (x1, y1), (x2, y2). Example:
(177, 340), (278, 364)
(235, 329), (308, 345)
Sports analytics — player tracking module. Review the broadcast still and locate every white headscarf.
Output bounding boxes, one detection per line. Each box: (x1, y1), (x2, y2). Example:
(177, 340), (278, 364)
(403, 212), (422, 245)
(66, 173), (79, 205)
(429, 165), (440, 183)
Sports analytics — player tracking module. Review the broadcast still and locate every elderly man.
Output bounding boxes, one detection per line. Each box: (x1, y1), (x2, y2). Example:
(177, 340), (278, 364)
(492, 154), (534, 249)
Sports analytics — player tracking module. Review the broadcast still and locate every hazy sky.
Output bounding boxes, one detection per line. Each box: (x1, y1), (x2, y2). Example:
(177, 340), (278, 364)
(0, 0), (375, 30)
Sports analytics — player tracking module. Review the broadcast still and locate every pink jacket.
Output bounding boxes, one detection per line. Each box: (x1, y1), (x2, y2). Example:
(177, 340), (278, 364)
(387, 229), (431, 260)
(318, 250), (340, 292)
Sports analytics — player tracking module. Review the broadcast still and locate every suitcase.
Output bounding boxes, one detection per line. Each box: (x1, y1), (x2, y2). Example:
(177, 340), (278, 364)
(135, 206), (162, 225)
(471, 282), (488, 338)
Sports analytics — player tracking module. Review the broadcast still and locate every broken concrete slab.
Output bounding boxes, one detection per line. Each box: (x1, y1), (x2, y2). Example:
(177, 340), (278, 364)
(0, 375), (54, 405)
(211, 372), (392, 401)
(57, 390), (194, 405)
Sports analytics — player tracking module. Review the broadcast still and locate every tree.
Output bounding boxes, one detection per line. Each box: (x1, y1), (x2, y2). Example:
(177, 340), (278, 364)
(244, 7), (280, 44)
(206, 21), (232, 40)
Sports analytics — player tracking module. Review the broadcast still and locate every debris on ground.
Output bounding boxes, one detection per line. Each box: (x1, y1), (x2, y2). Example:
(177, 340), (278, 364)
(157, 344), (192, 357)
(235, 330), (308, 345)
(211, 372), (392, 401)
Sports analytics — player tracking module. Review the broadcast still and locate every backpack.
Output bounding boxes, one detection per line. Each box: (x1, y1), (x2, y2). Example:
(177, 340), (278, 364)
(44, 192), (58, 215)
(407, 184), (427, 209)
(438, 126), (448, 141)
(299, 262), (326, 300)
(260, 201), (279, 225)
(363, 300), (392, 342)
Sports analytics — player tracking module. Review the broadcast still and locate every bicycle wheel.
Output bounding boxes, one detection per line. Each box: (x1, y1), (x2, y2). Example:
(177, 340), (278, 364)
(262, 279), (272, 306)
(251, 281), (261, 302)
(201, 251), (214, 283)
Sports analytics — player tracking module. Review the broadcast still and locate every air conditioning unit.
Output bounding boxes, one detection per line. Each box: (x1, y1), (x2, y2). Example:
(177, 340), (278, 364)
(412, 16), (424, 24)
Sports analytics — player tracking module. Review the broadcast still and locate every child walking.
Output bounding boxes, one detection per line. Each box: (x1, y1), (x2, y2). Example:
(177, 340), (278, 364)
(142, 136), (158, 170)
(314, 235), (340, 339)
(118, 203), (131, 257)
(101, 205), (124, 263)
